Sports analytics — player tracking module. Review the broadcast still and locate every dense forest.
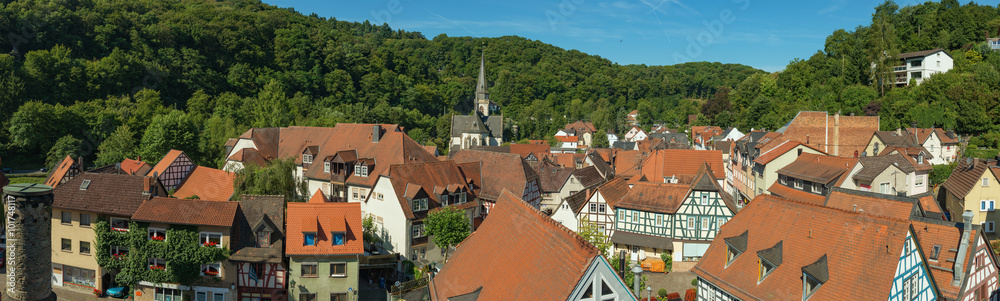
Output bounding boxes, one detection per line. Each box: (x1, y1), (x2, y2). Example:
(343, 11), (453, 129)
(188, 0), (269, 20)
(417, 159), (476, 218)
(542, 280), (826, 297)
(1, 0), (999, 169)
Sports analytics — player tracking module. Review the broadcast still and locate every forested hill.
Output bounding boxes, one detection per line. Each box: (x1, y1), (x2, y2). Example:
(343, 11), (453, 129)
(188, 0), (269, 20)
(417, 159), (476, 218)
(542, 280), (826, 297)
(0, 0), (761, 168)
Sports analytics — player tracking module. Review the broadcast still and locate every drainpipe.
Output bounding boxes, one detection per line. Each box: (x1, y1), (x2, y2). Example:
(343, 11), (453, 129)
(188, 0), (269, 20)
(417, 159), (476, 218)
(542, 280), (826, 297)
(953, 210), (975, 286)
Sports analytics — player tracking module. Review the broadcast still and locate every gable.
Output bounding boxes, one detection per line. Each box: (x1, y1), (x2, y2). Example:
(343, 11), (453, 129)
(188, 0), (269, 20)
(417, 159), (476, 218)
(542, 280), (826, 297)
(566, 256), (636, 301)
(889, 231), (936, 301)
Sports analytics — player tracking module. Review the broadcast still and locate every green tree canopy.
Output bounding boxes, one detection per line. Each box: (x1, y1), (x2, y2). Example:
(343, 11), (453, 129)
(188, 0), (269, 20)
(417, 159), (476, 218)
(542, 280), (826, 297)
(231, 157), (308, 202)
(139, 110), (199, 161)
(424, 206), (471, 261)
(45, 135), (82, 170)
(95, 124), (138, 167)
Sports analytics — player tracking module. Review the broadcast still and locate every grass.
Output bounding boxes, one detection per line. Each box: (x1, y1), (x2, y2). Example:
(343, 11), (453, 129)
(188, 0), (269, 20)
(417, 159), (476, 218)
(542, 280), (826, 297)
(6, 172), (48, 185)
(966, 148), (1000, 160)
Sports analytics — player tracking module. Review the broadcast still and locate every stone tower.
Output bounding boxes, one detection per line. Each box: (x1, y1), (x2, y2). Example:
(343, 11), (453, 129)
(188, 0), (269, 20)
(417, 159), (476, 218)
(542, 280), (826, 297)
(475, 51), (491, 116)
(3, 183), (56, 301)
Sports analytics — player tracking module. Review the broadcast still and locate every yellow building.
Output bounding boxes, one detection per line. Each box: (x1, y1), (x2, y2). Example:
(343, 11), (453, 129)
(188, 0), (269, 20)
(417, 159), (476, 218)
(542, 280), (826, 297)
(942, 158), (1000, 236)
(51, 173), (163, 294)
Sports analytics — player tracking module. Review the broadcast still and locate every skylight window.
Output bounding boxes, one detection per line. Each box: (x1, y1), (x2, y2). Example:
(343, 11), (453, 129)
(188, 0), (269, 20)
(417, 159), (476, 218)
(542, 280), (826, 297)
(80, 179), (91, 190)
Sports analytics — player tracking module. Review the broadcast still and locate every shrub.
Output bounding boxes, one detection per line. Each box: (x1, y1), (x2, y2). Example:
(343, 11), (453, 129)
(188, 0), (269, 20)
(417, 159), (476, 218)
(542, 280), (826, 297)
(658, 288), (668, 298)
(661, 253), (673, 272)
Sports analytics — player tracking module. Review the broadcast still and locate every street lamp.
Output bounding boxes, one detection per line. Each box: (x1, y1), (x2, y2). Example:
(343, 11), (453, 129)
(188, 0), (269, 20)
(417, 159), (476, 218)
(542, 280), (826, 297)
(631, 264), (643, 298)
(646, 286), (652, 301)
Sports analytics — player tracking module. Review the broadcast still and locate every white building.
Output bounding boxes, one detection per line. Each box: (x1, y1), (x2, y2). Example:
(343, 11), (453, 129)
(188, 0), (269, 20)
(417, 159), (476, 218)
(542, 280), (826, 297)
(894, 49), (953, 86)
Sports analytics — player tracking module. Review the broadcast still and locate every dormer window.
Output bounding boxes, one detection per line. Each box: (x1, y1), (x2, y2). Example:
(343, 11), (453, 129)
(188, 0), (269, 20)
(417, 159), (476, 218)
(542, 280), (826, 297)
(723, 231), (747, 268)
(324, 162), (331, 173)
(411, 198), (429, 212)
(802, 255), (828, 300)
(303, 154), (313, 165)
(794, 179), (803, 189)
(757, 241), (782, 283)
(331, 232), (345, 246)
(917, 154), (924, 164)
(256, 230), (271, 248)
(303, 232), (316, 246)
(355, 164), (369, 177)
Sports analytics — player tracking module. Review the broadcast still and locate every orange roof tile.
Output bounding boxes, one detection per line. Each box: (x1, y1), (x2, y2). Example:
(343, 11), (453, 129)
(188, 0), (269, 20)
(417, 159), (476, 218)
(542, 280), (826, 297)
(906, 128), (958, 144)
(385, 161), (474, 219)
(510, 143), (551, 160)
(149, 150), (184, 178)
(227, 148), (268, 167)
(639, 149), (724, 184)
(822, 189), (915, 220)
(753, 140), (826, 165)
(292, 125), (438, 188)
(565, 120), (597, 133)
(44, 155), (76, 188)
(132, 197), (239, 227)
(613, 150), (645, 179)
(766, 182), (827, 206)
(775, 153), (855, 185)
(555, 136), (579, 143)
(692, 194), (911, 300)
(910, 220), (977, 300)
(943, 159), (994, 200)
(286, 202), (363, 256)
(120, 158), (151, 176)
(451, 150), (537, 201)
(780, 111), (879, 158)
(308, 190), (330, 203)
(432, 190), (601, 300)
(615, 182), (689, 214)
(172, 166), (237, 202)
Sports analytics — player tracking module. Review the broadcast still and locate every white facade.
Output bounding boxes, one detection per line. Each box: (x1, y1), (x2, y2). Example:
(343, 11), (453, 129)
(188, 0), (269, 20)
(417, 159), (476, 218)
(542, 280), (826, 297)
(896, 50), (954, 86)
(450, 132), (500, 151)
(359, 176), (411, 256)
(607, 133), (619, 146)
(624, 127), (647, 142)
(551, 200), (579, 232)
(566, 256), (637, 301)
(839, 162), (929, 197)
(222, 138), (259, 172)
(921, 131), (958, 165)
(578, 191), (618, 242)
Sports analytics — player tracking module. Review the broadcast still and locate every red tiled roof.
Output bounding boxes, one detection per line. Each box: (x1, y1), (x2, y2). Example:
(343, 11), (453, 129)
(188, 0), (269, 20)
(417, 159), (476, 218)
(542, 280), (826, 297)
(227, 148), (268, 167)
(690, 126), (723, 144)
(766, 182), (827, 206)
(308, 190), (329, 203)
(555, 136), (579, 143)
(286, 202), (363, 256)
(565, 120), (597, 133)
(422, 145), (438, 156)
(386, 161), (474, 219)
(910, 220), (976, 300)
(131, 197), (239, 227)
(692, 194), (911, 300)
(451, 150), (537, 201)
(149, 150), (185, 178)
(916, 193), (944, 215)
(780, 111), (879, 158)
(293, 125), (438, 188)
(432, 190), (601, 300)
(822, 190), (914, 220)
(615, 182), (689, 214)
(753, 140), (826, 165)
(639, 149), (724, 184)
(613, 150), (645, 179)
(120, 158), (151, 176)
(172, 166), (237, 202)
(597, 177), (630, 208)
(775, 153), (856, 185)
(45, 155), (76, 188)
(510, 143), (551, 160)
(942, 159), (994, 200)
(53, 173), (158, 216)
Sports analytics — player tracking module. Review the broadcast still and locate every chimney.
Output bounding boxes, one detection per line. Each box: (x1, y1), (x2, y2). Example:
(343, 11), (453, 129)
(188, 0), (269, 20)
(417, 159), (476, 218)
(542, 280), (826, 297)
(77, 156), (84, 172)
(833, 113), (840, 156)
(953, 211), (975, 286)
(372, 124), (381, 143)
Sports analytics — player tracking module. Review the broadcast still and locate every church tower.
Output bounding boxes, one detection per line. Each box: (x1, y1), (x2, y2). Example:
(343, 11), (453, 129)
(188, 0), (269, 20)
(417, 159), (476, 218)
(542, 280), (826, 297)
(475, 51), (492, 116)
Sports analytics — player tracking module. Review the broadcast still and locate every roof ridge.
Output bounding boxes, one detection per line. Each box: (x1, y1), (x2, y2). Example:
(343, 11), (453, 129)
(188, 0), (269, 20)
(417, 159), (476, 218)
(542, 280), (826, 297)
(760, 194), (913, 224)
(499, 190), (601, 255)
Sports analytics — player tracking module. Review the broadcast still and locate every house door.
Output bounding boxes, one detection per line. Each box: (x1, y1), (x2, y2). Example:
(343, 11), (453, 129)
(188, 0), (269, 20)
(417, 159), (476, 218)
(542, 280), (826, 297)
(630, 246), (639, 262)
(51, 264), (63, 286)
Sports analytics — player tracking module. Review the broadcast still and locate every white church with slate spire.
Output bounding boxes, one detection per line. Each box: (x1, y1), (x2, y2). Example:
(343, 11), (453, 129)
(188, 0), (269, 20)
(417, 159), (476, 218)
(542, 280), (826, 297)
(449, 51), (503, 153)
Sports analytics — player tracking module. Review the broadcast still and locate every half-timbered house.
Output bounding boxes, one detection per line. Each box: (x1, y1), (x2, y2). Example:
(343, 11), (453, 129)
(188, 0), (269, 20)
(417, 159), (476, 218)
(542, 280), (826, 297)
(231, 195), (287, 301)
(149, 149), (196, 191)
(575, 177), (629, 243)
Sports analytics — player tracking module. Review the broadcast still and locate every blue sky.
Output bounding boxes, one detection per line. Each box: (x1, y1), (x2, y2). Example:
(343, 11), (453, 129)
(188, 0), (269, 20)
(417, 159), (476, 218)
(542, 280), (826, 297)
(263, 0), (997, 72)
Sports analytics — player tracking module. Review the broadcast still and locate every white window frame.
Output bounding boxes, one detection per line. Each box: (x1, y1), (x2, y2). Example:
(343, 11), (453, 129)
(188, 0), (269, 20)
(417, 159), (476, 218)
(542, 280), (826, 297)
(302, 154), (312, 165)
(701, 217), (710, 230)
(200, 262), (222, 277)
(360, 165), (368, 177)
(717, 217), (726, 229)
(330, 262), (347, 277)
(985, 178), (990, 187)
(590, 203), (597, 213)
(880, 182), (891, 194)
(155, 287), (183, 301)
(195, 291), (226, 301)
(199, 232), (223, 248)
(110, 217), (130, 232)
(355, 164), (362, 175)
(982, 200), (995, 212)
(148, 228), (166, 242)
(779, 175), (787, 185)
(619, 210), (625, 222)
(687, 217), (696, 230)
(656, 214), (663, 226)
(811, 183), (822, 194)
(632, 211), (638, 223)
(794, 179), (803, 189)
(916, 176), (924, 187)
(324, 162), (331, 173)
(700, 195), (709, 205)
(598, 204), (606, 213)
(412, 224), (425, 238)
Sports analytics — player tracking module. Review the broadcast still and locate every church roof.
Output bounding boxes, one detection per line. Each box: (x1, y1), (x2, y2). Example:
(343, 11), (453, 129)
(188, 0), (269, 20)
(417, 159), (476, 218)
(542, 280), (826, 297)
(451, 112), (503, 138)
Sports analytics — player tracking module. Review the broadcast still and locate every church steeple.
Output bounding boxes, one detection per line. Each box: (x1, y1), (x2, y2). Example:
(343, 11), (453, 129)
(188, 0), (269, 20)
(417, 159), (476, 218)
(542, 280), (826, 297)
(475, 50), (489, 102)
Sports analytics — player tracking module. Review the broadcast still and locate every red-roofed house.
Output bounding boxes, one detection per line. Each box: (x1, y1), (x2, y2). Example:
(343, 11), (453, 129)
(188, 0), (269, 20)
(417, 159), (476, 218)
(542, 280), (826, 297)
(430, 190), (636, 301)
(750, 140), (826, 200)
(779, 111), (880, 158)
(45, 155), (83, 188)
(638, 149), (725, 186)
(693, 195), (936, 301)
(365, 161), (476, 270)
(149, 150), (196, 191)
(120, 158), (151, 176)
(172, 166), (237, 201)
(768, 153), (856, 205)
(450, 150), (541, 210)
(286, 202), (363, 301)
(690, 126), (723, 150)
(906, 127), (959, 165)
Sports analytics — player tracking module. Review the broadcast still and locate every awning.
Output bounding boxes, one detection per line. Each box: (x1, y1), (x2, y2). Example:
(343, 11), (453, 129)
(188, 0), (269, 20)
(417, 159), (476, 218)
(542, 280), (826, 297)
(611, 231), (673, 250)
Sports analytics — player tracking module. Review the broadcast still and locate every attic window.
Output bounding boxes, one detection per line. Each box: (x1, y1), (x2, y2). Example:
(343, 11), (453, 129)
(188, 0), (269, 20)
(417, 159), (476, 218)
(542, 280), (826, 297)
(256, 230), (271, 248)
(331, 232), (345, 246)
(802, 255), (828, 300)
(929, 245), (941, 261)
(917, 154), (924, 164)
(303, 154), (313, 165)
(355, 164), (368, 177)
(324, 162), (331, 173)
(726, 245), (740, 267)
(303, 232), (316, 246)
(803, 273), (823, 300)
(80, 180), (91, 190)
(757, 241), (782, 283)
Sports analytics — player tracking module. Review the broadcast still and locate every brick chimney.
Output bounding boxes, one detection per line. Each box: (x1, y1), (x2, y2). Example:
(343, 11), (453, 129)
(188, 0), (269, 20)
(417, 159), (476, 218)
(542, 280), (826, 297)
(953, 210), (975, 286)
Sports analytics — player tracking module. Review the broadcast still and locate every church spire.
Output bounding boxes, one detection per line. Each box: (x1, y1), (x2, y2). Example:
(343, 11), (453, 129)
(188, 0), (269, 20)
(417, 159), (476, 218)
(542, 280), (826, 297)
(475, 50), (488, 102)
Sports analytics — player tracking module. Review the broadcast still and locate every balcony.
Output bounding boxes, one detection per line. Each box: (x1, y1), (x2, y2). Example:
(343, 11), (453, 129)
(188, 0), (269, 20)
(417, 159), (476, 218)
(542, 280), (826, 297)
(895, 76), (908, 84)
(893, 66), (907, 72)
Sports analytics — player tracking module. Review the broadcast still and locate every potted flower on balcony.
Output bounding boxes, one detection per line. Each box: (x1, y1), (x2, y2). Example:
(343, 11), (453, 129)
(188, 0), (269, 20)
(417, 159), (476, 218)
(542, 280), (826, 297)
(202, 241), (218, 247)
(150, 235), (165, 241)
(203, 269), (219, 276)
(149, 265), (165, 271)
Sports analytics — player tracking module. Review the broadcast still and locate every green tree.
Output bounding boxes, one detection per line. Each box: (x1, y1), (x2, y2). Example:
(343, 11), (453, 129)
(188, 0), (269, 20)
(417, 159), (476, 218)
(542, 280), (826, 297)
(592, 130), (610, 148)
(252, 79), (294, 127)
(424, 206), (471, 261)
(577, 217), (611, 256)
(95, 124), (138, 167)
(45, 135), (82, 169)
(139, 110), (198, 161)
(868, 0), (900, 97)
(232, 157), (308, 202)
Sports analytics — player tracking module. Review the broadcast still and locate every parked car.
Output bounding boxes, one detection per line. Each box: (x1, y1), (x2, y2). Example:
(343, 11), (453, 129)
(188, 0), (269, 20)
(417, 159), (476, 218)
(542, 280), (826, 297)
(105, 286), (126, 298)
(39, 167), (47, 172)
(1, 168), (11, 174)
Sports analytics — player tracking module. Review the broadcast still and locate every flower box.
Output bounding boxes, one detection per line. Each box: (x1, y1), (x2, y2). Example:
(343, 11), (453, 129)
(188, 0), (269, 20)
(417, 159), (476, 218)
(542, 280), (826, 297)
(203, 270), (219, 276)
(202, 241), (218, 247)
(149, 265), (166, 271)
(150, 236), (165, 241)
(111, 227), (129, 233)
